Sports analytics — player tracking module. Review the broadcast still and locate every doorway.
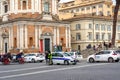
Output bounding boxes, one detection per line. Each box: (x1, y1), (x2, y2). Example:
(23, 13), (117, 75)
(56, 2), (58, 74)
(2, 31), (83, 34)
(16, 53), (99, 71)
(44, 38), (50, 51)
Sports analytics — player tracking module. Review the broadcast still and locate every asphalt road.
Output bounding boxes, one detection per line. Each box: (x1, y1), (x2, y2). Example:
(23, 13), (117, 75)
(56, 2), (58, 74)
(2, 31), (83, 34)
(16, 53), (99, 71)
(0, 61), (120, 80)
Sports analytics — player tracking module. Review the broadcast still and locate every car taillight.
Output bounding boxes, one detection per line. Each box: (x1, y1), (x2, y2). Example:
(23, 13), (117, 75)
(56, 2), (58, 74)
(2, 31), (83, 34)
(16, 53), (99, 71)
(112, 52), (117, 55)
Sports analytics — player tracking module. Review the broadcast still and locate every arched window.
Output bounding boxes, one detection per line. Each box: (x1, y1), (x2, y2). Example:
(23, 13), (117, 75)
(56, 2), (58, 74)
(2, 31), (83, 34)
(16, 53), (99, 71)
(44, 2), (49, 12)
(22, 1), (27, 10)
(3, 1), (8, 13)
(4, 5), (8, 13)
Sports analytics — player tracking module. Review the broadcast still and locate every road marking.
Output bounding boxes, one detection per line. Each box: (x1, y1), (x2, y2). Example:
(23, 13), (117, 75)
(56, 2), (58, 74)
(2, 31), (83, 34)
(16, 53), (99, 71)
(0, 63), (109, 79)
(0, 66), (51, 73)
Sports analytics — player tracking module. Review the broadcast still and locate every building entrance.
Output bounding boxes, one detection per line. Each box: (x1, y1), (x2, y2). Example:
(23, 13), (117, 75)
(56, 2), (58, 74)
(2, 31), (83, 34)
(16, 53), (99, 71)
(44, 38), (50, 51)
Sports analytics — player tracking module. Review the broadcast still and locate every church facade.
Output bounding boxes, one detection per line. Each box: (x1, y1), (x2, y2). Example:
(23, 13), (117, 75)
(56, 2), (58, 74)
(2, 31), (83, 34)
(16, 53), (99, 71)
(0, 0), (71, 53)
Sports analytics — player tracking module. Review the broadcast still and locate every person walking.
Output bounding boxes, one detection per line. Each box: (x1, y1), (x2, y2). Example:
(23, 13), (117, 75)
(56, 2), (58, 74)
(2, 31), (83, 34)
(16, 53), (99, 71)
(45, 51), (49, 64)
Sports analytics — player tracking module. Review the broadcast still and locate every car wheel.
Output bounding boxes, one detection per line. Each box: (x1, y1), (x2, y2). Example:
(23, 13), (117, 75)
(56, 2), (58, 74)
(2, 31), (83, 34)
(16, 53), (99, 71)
(115, 59), (119, 62)
(39, 60), (43, 62)
(64, 60), (69, 65)
(31, 59), (35, 63)
(89, 58), (94, 63)
(72, 62), (77, 65)
(108, 57), (114, 63)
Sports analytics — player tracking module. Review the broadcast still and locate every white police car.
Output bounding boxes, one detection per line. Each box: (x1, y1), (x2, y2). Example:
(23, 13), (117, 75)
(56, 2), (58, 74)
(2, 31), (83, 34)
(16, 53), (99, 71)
(52, 52), (77, 65)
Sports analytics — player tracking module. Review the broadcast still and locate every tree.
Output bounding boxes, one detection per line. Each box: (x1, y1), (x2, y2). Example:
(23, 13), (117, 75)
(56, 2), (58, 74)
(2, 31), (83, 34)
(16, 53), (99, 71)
(112, 0), (120, 46)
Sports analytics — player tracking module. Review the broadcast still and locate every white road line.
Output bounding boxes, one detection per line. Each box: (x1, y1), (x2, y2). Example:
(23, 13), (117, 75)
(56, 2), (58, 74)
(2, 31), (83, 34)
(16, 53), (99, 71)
(0, 63), (109, 79)
(0, 66), (51, 73)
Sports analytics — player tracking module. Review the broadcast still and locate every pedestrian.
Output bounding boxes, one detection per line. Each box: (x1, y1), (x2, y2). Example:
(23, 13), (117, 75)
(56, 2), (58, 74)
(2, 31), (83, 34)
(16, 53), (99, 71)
(45, 51), (49, 64)
(48, 51), (53, 65)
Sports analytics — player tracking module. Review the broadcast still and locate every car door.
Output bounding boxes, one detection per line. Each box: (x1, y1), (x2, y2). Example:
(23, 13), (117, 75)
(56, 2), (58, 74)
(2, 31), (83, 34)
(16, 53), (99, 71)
(52, 53), (58, 64)
(57, 53), (64, 64)
(95, 51), (103, 61)
(100, 51), (111, 61)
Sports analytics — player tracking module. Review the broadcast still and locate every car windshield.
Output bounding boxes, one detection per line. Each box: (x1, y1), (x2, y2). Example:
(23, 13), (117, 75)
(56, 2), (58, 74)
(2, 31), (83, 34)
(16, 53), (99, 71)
(28, 54), (36, 56)
(64, 53), (71, 57)
(69, 52), (74, 55)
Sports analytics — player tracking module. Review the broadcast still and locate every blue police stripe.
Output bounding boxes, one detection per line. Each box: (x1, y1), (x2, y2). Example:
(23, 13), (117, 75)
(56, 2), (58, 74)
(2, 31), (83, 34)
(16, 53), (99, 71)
(52, 58), (70, 60)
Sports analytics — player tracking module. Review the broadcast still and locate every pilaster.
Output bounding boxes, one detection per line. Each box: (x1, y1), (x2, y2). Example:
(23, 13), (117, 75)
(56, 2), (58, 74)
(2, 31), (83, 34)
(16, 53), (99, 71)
(57, 27), (59, 45)
(66, 27), (68, 48)
(53, 27), (57, 45)
(25, 25), (28, 48)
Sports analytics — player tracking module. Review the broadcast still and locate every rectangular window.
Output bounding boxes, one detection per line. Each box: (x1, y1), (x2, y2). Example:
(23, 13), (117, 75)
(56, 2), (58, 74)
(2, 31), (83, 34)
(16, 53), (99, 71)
(102, 33), (104, 40)
(88, 24), (92, 29)
(81, 8), (84, 11)
(76, 8), (79, 12)
(101, 24), (106, 31)
(117, 25), (120, 31)
(76, 33), (81, 40)
(76, 24), (81, 30)
(118, 33), (120, 40)
(86, 7), (90, 10)
(95, 24), (100, 30)
(96, 32), (100, 40)
(107, 25), (111, 31)
(88, 32), (92, 40)
(44, 2), (49, 12)
(71, 10), (74, 13)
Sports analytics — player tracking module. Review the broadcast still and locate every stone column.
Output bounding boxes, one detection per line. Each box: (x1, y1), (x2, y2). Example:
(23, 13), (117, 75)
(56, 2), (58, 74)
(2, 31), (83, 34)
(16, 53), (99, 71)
(38, 0), (41, 13)
(8, 27), (11, 50)
(0, 2), (3, 15)
(35, 25), (39, 48)
(8, 26), (13, 50)
(15, 0), (18, 14)
(25, 25), (28, 48)
(17, 25), (20, 48)
(53, 27), (57, 45)
(57, 27), (59, 45)
(66, 26), (68, 48)
(68, 26), (71, 48)
(31, 0), (35, 13)
(19, 25), (24, 49)
(39, 25), (42, 47)
(96, 5), (98, 15)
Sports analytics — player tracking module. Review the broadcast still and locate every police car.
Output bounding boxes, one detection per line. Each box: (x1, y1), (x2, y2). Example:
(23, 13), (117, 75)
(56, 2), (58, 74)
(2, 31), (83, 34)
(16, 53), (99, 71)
(52, 52), (77, 65)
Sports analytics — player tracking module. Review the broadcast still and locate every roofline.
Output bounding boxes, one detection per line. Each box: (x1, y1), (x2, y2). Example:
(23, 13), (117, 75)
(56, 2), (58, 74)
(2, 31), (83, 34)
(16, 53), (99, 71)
(0, 18), (70, 25)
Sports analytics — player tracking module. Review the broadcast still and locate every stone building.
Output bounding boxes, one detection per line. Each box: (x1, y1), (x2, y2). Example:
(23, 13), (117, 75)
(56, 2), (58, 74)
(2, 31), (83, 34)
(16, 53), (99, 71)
(0, 0), (71, 53)
(59, 0), (120, 50)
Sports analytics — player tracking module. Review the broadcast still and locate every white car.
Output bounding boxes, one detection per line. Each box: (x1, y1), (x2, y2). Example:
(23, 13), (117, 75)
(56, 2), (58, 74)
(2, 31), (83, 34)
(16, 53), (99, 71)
(65, 52), (83, 62)
(52, 52), (77, 65)
(24, 53), (45, 63)
(87, 50), (120, 63)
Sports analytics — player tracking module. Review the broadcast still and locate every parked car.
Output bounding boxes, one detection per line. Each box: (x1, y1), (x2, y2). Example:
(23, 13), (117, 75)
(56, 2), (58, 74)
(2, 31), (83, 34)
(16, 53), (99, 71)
(24, 53), (45, 63)
(87, 50), (120, 63)
(115, 50), (120, 59)
(52, 52), (77, 65)
(65, 52), (83, 62)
